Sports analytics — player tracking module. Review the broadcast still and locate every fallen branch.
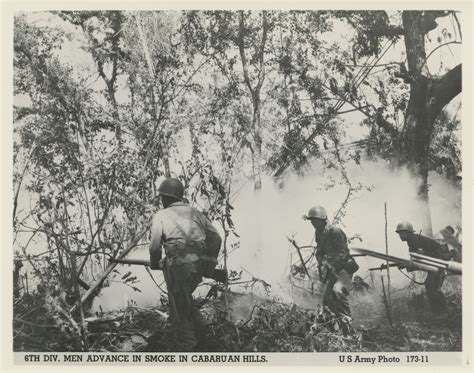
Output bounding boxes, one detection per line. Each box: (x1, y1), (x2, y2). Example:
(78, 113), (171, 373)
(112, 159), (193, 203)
(13, 318), (58, 329)
(287, 236), (313, 281)
(70, 222), (151, 313)
(240, 267), (271, 290)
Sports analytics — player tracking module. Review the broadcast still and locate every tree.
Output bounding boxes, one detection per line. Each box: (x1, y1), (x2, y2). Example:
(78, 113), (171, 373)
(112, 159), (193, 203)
(397, 11), (461, 233)
(13, 11), (238, 316)
(268, 11), (462, 234)
(57, 11), (127, 143)
(339, 11), (462, 233)
(182, 11), (280, 190)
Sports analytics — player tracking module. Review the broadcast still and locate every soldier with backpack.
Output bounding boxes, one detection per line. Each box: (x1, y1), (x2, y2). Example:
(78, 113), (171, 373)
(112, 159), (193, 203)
(149, 178), (222, 351)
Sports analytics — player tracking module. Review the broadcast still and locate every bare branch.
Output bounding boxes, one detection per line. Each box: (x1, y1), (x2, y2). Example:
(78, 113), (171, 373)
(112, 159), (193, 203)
(256, 11), (269, 92)
(452, 12), (462, 40)
(419, 41), (462, 75)
(70, 221), (152, 313)
(238, 11), (255, 98)
(13, 144), (36, 223)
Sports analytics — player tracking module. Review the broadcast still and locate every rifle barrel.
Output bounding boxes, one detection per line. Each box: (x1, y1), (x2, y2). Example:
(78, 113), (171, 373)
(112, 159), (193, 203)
(110, 258), (150, 266)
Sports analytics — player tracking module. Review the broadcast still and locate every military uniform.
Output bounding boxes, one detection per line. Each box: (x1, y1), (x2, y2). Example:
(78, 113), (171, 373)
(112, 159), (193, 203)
(405, 234), (449, 313)
(315, 224), (353, 318)
(435, 227), (462, 262)
(150, 201), (221, 351)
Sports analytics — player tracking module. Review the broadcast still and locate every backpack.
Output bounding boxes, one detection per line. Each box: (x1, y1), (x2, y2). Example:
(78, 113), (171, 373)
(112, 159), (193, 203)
(165, 208), (220, 277)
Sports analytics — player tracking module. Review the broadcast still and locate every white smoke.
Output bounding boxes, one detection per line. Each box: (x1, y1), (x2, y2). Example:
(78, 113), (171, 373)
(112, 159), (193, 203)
(91, 157), (462, 313)
(227, 156), (461, 300)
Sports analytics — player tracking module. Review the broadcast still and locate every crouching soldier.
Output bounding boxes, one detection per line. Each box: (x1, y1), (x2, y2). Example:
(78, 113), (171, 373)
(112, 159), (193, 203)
(396, 221), (450, 313)
(304, 206), (358, 332)
(435, 225), (462, 262)
(150, 178), (222, 351)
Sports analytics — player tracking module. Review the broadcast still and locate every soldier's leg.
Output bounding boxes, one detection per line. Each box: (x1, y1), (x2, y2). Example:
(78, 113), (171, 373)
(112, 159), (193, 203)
(424, 273), (437, 311)
(433, 271), (447, 311)
(322, 273), (338, 314)
(424, 272), (446, 313)
(332, 270), (352, 318)
(332, 270), (354, 336)
(188, 273), (209, 330)
(165, 265), (198, 351)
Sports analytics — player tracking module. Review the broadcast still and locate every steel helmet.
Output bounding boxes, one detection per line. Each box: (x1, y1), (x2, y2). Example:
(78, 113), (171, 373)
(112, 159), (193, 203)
(306, 206), (327, 220)
(444, 225), (455, 235)
(158, 178), (184, 200)
(395, 221), (415, 233)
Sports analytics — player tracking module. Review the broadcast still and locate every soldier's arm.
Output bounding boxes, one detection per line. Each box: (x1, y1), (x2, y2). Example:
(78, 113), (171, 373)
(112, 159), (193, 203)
(315, 247), (324, 264)
(149, 213), (163, 270)
(315, 247), (325, 281)
(406, 235), (422, 254)
(328, 226), (347, 252)
(200, 212), (222, 256)
(315, 231), (324, 263)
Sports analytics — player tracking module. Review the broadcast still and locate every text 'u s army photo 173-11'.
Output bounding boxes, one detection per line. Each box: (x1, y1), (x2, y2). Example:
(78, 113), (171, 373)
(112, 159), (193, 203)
(9, 6), (469, 368)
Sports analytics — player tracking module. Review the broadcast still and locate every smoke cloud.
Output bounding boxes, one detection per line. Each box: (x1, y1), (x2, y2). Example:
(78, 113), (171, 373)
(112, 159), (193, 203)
(92, 157), (462, 316)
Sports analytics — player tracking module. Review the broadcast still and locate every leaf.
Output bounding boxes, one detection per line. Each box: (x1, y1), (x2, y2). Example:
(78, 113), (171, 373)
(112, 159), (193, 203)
(121, 271), (131, 280)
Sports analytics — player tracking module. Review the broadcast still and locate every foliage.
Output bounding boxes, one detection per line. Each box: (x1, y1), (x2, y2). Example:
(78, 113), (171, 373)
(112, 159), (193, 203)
(14, 287), (462, 352)
(13, 10), (231, 296)
(13, 10), (462, 352)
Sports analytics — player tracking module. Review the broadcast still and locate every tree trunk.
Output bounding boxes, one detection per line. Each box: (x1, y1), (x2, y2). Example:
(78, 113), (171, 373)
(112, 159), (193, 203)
(136, 13), (170, 178)
(252, 97), (263, 190)
(401, 11), (461, 235)
(402, 77), (433, 234)
(238, 11), (267, 191)
(161, 135), (171, 178)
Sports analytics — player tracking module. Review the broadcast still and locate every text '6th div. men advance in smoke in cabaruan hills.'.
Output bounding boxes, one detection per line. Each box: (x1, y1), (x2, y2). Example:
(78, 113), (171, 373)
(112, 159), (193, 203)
(12, 9), (462, 353)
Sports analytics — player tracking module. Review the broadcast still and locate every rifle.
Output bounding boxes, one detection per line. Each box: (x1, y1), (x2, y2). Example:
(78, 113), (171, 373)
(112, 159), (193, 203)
(352, 248), (462, 275)
(110, 258), (228, 283)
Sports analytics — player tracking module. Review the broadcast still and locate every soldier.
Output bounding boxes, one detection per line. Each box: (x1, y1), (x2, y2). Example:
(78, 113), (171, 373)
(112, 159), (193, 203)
(149, 178), (222, 351)
(436, 225), (462, 262)
(304, 206), (358, 330)
(396, 221), (450, 313)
